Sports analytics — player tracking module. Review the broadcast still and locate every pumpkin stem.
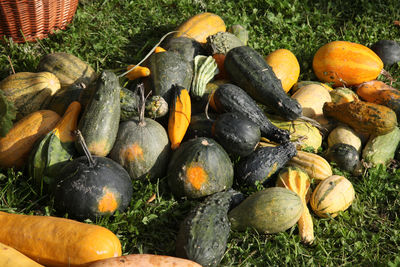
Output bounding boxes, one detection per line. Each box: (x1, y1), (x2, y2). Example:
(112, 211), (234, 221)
(136, 83), (151, 126)
(118, 31), (179, 78)
(298, 115), (328, 136)
(380, 69), (396, 85)
(74, 129), (95, 167)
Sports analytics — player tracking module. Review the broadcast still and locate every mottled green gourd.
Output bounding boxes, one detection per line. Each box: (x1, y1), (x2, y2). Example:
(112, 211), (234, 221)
(176, 189), (240, 267)
(206, 31), (245, 55)
(228, 187), (303, 234)
(191, 55), (218, 99)
(77, 70), (120, 157)
(362, 126), (400, 166)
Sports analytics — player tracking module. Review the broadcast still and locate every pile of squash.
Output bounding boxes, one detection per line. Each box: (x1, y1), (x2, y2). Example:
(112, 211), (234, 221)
(0, 11), (400, 267)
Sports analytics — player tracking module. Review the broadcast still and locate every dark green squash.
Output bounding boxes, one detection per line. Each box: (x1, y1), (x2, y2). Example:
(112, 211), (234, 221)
(175, 190), (238, 267)
(186, 113), (217, 139)
(54, 131), (133, 220)
(228, 187), (303, 234)
(224, 46), (302, 120)
(212, 112), (260, 157)
(167, 137), (233, 199)
(324, 143), (361, 173)
(235, 142), (297, 187)
(77, 70), (120, 157)
(211, 83), (290, 144)
(163, 36), (206, 63)
(371, 40), (400, 67)
(109, 118), (170, 180)
(145, 51), (193, 103)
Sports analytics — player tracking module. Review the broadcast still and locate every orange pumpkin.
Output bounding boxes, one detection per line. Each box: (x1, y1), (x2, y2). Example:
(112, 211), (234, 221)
(174, 12), (226, 44)
(312, 41), (384, 87)
(265, 49), (300, 93)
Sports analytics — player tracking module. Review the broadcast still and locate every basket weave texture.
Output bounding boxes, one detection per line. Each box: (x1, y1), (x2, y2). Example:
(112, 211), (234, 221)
(0, 0), (79, 43)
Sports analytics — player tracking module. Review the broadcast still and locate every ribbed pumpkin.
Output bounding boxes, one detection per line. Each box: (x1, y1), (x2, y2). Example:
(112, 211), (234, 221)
(288, 150), (332, 181)
(0, 72), (61, 118)
(313, 41), (384, 87)
(37, 52), (97, 88)
(265, 49), (300, 93)
(173, 12), (226, 44)
(0, 110), (60, 169)
(310, 175), (355, 218)
(167, 137), (233, 199)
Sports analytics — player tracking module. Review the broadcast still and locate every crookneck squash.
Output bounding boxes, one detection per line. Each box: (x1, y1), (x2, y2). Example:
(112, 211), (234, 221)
(224, 45), (302, 120)
(168, 85), (191, 150)
(0, 110), (60, 169)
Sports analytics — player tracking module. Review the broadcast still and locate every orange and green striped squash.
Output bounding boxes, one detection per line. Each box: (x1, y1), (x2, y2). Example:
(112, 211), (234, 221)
(312, 41), (384, 87)
(174, 12), (226, 44)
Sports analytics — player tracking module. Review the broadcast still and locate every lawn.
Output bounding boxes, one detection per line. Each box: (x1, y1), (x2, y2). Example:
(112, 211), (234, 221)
(1, 0), (400, 266)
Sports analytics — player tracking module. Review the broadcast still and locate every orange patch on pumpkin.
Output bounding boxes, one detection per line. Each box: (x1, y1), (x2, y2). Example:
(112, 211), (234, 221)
(186, 165), (207, 190)
(98, 188), (118, 213)
(121, 143), (144, 161)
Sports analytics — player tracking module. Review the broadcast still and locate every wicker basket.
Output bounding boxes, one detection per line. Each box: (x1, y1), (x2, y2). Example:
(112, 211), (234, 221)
(0, 0), (79, 43)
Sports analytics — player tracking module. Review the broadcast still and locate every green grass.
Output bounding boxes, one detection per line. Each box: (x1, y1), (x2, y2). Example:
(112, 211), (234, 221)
(1, 0), (400, 266)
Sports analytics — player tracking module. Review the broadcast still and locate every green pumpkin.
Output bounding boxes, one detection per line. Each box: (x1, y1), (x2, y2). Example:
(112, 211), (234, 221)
(167, 137), (233, 199)
(109, 117), (170, 180)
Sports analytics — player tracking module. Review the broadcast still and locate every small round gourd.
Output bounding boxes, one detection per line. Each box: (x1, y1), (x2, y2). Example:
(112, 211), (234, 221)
(324, 143), (360, 172)
(327, 124), (363, 153)
(310, 175), (355, 218)
(167, 137), (233, 199)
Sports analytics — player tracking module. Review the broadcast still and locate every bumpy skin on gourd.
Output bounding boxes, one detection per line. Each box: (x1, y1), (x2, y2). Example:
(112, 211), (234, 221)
(175, 190), (240, 267)
(224, 45), (302, 120)
(235, 141), (297, 187)
(212, 112), (261, 157)
(211, 83), (290, 144)
(77, 70), (120, 157)
(323, 100), (397, 136)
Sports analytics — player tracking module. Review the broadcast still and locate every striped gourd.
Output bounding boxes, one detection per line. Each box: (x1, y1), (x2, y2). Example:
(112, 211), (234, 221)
(288, 150), (332, 181)
(0, 72), (61, 118)
(37, 52), (97, 88)
(313, 41), (383, 87)
(310, 175), (355, 218)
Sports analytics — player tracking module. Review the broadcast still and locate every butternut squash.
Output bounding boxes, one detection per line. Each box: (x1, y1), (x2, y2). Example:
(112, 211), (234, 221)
(0, 211), (121, 267)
